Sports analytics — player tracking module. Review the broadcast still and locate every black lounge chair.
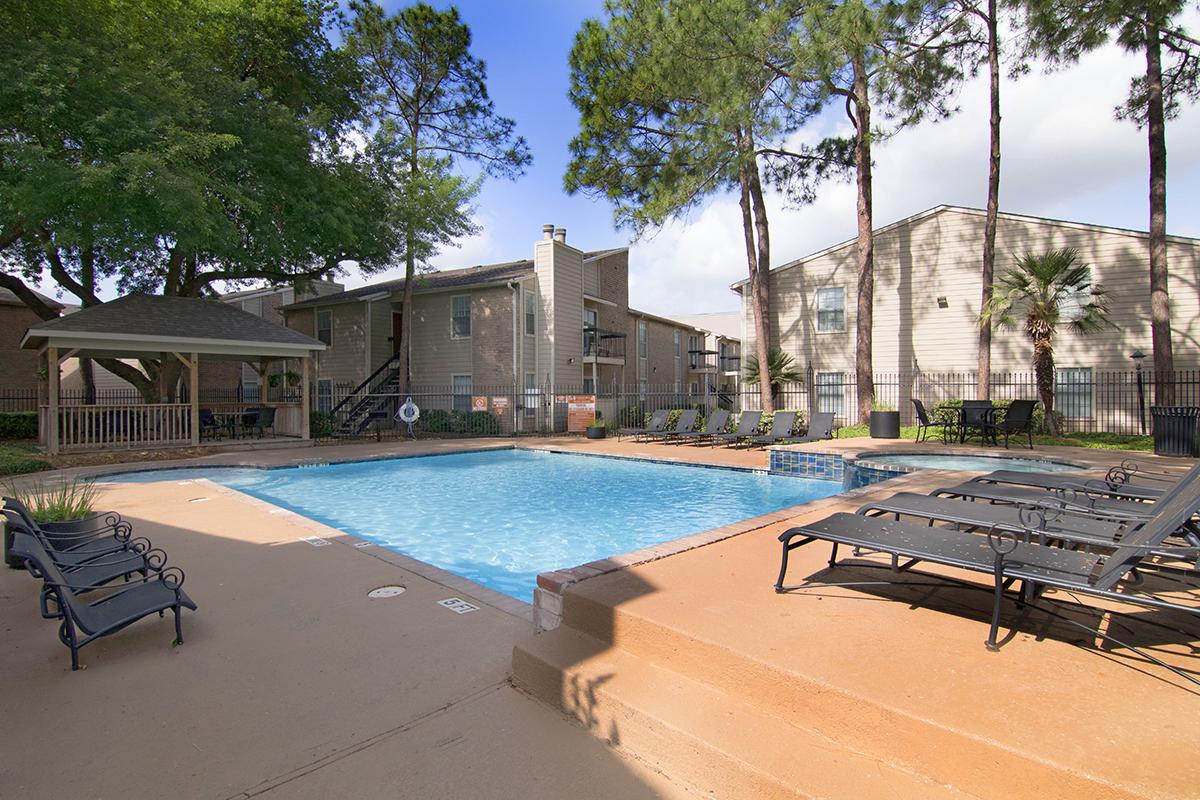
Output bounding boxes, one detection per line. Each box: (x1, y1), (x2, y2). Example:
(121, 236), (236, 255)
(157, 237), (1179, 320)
(932, 480), (1167, 522)
(622, 409), (669, 441)
(3, 497), (149, 566)
(971, 469), (1165, 502)
(711, 411), (762, 448)
(671, 409), (730, 445)
(652, 409), (699, 443)
(793, 411), (836, 444)
(12, 531), (197, 670)
(774, 482), (1200, 652)
(743, 411), (797, 448)
(983, 399), (1037, 449)
(912, 399), (952, 444)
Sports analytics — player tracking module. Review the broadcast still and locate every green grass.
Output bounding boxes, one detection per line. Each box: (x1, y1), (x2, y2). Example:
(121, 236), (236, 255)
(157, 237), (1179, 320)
(835, 424), (1153, 452)
(3, 477), (99, 522)
(0, 441), (51, 477)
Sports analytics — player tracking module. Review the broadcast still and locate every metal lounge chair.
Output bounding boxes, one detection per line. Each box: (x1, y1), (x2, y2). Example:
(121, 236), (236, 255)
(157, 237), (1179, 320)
(774, 483), (1200, 652)
(743, 411), (797, 449)
(711, 410), (762, 448)
(792, 411), (836, 444)
(3, 497), (149, 567)
(912, 399), (952, 444)
(650, 409), (699, 443)
(12, 531), (197, 670)
(621, 409), (669, 441)
(670, 409), (730, 445)
(931, 480), (1167, 522)
(983, 399), (1037, 449)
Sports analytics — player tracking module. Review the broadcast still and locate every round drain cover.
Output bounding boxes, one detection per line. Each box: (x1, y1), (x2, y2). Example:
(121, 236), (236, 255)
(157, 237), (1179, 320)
(368, 585), (406, 599)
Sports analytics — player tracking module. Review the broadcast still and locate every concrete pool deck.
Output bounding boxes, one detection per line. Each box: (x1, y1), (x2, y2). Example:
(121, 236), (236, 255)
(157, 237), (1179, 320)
(2, 435), (1197, 798)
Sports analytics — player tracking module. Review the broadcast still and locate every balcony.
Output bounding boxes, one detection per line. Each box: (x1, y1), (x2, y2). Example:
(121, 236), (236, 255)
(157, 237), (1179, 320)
(719, 355), (741, 374)
(584, 327), (626, 364)
(688, 349), (718, 373)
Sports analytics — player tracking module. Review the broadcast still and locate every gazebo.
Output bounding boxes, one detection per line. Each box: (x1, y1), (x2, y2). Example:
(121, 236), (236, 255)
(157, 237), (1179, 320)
(21, 293), (326, 454)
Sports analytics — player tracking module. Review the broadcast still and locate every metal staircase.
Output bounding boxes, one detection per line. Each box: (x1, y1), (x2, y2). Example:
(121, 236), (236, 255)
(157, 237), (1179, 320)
(329, 354), (402, 436)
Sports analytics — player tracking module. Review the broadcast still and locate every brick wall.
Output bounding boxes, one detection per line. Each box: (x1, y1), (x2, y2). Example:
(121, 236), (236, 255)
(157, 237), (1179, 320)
(0, 304), (48, 392)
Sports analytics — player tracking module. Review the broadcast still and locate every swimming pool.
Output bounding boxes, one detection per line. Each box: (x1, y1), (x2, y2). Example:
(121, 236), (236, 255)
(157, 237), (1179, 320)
(855, 454), (1086, 473)
(106, 449), (841, 601)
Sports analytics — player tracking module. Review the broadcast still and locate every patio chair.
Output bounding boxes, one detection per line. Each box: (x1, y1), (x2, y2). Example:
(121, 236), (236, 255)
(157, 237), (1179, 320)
(984, 399), (1037, 449)
(237, 407), (263, 438)
(621, 409), (669, 441)
(743, 411), (798, 449)
(11, 531), (197, 670)
(670, 409), (730, 445)
(711, 411), (762, 448)
(792, 411), (836, 443)
(649, 409), (699, 443)
(247, 406), (276, 438)
(958, 400), (997, 445)
(199, 408), (223, 440)
(912, 399), (952, 444)
(773, 482), (1200, 653)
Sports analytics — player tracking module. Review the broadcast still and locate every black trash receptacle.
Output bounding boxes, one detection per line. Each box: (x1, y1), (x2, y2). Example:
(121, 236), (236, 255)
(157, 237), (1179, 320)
(1150, 406), (1200, 457)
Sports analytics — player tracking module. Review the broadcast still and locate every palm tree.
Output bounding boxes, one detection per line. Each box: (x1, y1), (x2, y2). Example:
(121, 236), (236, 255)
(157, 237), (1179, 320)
(982, 248), (1110, 435)
(744, 349), (804, 406)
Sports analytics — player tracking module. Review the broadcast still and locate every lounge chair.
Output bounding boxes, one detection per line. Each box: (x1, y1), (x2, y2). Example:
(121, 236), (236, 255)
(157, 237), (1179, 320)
(12, 532), (197, 670)
(621, 409), (669, 441)
(3, 498), (149, 568)
(931, 480), (1166, 522)
(743, 411), (797, 448)
(774, 482), (1200, 652)
(670, 409), (730, 445)
(650, 409), (699, 443)
(711, 411), (762, 448)
(912, 399), (952, 444)
(983, 399), (1037, 449)
(792, 411), (836, 443)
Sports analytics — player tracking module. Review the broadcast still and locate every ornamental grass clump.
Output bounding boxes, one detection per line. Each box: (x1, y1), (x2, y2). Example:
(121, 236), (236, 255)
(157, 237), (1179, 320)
(4, 478), (99, 522)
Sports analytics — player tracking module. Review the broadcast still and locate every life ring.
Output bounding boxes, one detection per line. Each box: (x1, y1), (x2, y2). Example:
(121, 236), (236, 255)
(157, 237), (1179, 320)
(396, 397), (420, 423)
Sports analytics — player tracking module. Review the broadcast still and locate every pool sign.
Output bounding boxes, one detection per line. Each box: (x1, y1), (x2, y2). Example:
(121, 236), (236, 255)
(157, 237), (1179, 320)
(566, 395), (597, 433)
(491, 396), (510, 414)
(472, 395), (488, 412)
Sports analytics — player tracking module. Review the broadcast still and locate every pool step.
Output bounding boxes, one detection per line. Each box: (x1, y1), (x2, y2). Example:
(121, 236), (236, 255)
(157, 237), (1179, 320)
(512, 625), (968, 800)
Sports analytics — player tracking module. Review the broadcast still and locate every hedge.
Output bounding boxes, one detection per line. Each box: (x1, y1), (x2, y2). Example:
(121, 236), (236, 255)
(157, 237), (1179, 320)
(0, 412), (37, 440)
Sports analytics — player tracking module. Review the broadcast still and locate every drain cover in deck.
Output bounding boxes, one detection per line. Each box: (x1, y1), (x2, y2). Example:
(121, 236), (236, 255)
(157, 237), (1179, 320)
(368, 585), (407, 599)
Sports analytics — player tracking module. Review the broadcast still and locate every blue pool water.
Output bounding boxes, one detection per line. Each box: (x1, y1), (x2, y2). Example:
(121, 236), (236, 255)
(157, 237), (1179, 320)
(858, 454), (1085, 473)
(106, 449), (840, 601)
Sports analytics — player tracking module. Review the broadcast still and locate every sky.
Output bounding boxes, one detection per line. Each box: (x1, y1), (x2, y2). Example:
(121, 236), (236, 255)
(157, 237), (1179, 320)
(49, 2), (1200, 317)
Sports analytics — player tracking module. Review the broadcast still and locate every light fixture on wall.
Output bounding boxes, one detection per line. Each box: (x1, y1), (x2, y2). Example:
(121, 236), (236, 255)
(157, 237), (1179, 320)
(936, 296), (949, 309)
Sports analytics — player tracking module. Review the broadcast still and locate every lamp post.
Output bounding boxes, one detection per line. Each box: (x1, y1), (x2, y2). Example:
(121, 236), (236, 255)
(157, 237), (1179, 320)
(1131, 350), (1147, 435)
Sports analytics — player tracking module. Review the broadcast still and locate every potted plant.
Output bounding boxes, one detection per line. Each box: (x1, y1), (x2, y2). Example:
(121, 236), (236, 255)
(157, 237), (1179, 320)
(585, 416), (607, 439)
(869, 403), (900, 439)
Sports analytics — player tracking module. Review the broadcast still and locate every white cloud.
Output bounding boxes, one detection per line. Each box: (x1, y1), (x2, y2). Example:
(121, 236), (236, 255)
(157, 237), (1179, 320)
(631, 32), (1200, 317)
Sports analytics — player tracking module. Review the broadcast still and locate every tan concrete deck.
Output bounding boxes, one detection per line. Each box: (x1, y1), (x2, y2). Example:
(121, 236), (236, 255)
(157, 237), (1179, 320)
(4, 435), (1196, 798)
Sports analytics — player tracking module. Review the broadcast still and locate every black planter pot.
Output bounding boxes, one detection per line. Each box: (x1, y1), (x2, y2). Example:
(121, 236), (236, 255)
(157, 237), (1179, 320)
(869, 410), (901, 439)
(585, 426), (607, 440)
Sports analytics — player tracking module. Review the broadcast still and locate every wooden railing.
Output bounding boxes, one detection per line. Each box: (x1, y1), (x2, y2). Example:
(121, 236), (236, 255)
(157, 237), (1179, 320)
(43, 404), (193, 451)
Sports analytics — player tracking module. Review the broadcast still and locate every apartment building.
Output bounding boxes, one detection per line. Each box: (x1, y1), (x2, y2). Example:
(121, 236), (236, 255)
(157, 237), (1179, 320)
(733, 204), (1200, 421)
(668, 311), (743, 396)
(281, 225), (717, 416)
(0, 287), (63, 395)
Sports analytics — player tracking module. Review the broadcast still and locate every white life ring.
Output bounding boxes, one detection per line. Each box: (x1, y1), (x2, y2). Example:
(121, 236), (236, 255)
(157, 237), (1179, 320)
(396, 397), (420, 423)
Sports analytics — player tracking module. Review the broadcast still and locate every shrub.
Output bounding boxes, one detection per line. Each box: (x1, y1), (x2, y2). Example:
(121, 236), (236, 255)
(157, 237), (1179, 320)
(0, 445), (50, 477)
(464, 410), (500, 435)
(309, 411), (334, 438)
(0, 412), (38, 440)
(4, 478), (98, 522)
(418, 408), (456, 433)
(618, 405), (646, 428)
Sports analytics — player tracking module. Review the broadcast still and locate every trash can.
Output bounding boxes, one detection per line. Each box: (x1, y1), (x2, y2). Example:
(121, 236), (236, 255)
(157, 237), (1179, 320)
(1150, 406), (1200, 457)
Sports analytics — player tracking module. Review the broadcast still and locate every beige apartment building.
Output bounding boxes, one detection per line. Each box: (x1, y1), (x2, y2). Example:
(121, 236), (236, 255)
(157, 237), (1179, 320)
(282, 225), (724, 425)
(734, 205), (1200, 423)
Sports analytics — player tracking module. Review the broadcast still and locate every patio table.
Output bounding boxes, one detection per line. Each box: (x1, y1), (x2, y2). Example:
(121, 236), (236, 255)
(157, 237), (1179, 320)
(935, 403), (999, 445)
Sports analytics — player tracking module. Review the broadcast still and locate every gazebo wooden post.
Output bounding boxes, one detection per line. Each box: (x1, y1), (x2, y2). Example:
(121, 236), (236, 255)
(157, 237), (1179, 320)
(190, 352), (200, 446)
(301, 355), (311, 440)
(47, 346), (59, 455)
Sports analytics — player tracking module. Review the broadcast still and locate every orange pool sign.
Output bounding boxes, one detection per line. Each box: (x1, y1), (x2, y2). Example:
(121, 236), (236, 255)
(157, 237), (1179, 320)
(565, 395), (596, 433)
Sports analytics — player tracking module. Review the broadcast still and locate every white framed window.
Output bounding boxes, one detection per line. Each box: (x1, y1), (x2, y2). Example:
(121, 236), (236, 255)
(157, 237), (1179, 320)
(815, 371), (845, 415)
(451, 295), (471, 338)
(452, 374), (473, 412)
(316, 310), (333, 346)
(816, 287), (846, 333)
(583, 307), (598, 354)
(1055, 367), (1093, 418)
(1057, 268), (1093, 322)
(637, 319), (647, 358)
(316, 379), (333, 413)
(524, 290), (536, 336)
(524, 372), (538, 418)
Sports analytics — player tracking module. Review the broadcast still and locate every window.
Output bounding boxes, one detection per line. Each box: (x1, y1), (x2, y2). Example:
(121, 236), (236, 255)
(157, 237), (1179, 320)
(816, 287), (846, 333)
(524, 372), (538, 418)
(1056, 367), (1093, 418)
(638, 319), (647, 358)
(583, 308), (598, 354)
(451, 295), (471, 338)
(583, 377), (595, 394)
(1057, 269), (1093, 322)
(639, 379), (647, 400)
(316, 379), (333, 413)
(688, 334), (698, 369)
(815, 372), (845, 415)
(316, 310), (332, 346)
(524, 290), (536, 336)
(452, 374), (472, 412)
